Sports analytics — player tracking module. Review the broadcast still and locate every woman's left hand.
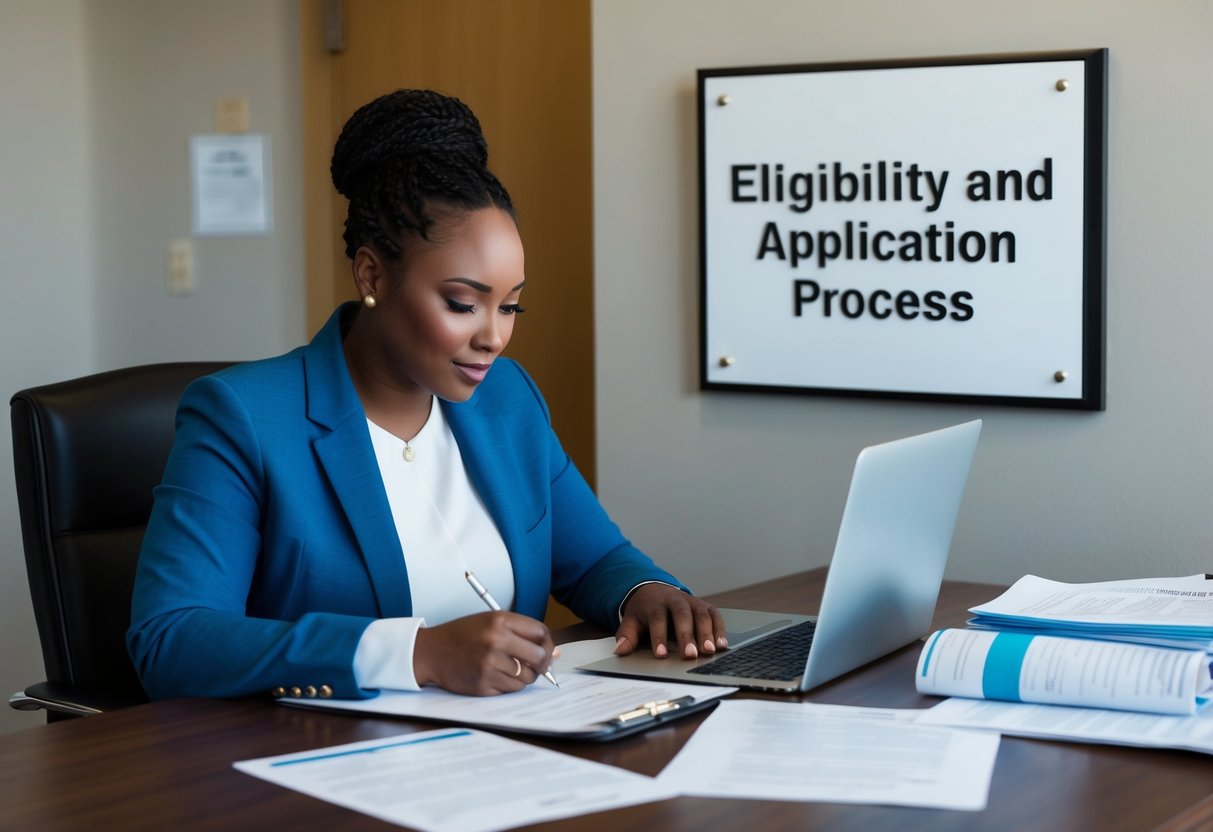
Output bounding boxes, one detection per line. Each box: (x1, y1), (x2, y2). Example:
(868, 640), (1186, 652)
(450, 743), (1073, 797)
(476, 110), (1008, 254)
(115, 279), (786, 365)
(614, 583), (728, 659)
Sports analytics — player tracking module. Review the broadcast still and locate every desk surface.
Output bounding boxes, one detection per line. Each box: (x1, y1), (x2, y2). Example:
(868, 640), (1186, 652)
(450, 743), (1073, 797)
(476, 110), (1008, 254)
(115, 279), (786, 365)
(3, 570), (1211, 832)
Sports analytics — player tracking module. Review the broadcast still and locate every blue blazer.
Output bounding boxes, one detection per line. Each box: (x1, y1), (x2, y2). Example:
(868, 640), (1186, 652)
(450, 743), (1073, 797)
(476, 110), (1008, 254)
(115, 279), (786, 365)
(127, 304), (683, 700)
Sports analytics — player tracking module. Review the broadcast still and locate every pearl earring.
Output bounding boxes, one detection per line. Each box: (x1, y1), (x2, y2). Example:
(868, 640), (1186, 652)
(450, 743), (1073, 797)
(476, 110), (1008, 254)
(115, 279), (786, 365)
(363, 294), (377, 309)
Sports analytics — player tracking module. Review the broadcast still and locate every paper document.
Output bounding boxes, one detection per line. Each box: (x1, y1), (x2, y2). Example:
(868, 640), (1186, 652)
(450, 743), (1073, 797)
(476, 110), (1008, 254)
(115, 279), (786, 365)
(282, 650), (735, 740)
(234, 727), (673, 832)
(968, 574), (1213, 649)
(550, 636), (618, 667)
(917, 697), (1213, 756)
(657, 700), (1000, 811)
(190, 134), (272, 235)
(917, 628), (1211, 715)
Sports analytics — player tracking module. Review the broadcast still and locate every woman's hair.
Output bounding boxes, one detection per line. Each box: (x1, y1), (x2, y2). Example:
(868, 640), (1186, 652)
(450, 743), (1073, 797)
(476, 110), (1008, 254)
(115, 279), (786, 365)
(330, 89), (514, 261)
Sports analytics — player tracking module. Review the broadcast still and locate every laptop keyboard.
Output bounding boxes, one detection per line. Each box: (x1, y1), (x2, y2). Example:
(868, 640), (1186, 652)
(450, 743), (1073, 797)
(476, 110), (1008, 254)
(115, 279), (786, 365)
(687, 619), (816, 681)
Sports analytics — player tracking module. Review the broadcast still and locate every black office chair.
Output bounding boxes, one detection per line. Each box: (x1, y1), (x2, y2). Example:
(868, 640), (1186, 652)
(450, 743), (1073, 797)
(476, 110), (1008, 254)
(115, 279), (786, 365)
(9, 362), (230, 720)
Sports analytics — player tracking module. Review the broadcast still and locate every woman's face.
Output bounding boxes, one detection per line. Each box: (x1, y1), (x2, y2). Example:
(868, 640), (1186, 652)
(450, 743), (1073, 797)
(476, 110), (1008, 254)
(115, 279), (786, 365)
(365, 207), (526, 403)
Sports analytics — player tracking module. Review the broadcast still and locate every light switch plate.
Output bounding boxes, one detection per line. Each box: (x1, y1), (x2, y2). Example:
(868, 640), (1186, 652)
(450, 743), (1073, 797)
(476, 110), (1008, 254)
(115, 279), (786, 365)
(216, 96), (250, 133)
(167, 238), (195, 295)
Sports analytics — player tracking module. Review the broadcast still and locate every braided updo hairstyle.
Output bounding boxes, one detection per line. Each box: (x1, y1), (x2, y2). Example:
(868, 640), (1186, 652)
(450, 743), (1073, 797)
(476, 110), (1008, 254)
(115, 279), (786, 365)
(330, 89), (515, 262)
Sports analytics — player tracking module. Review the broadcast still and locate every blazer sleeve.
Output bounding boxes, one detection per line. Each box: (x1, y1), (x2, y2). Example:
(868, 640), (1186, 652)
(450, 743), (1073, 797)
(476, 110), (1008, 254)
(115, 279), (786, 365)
(126, 375), (376, 701)
(504, 364), (690, 626)
(549, 453), (689, 627)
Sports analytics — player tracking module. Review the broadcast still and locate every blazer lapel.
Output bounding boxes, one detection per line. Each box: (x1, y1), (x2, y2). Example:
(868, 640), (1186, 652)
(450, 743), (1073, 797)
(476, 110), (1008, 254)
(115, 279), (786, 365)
(445, 393), (548, 619)
(304, 305), (413, 618)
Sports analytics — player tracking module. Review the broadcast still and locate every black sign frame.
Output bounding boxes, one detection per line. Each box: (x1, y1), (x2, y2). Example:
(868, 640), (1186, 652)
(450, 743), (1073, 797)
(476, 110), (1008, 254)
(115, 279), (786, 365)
(698, 49), (1108, 410)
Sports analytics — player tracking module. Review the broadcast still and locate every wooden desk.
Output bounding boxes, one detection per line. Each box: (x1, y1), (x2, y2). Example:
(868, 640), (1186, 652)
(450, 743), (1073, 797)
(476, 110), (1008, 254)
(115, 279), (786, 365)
(3, 570), (1211, 831)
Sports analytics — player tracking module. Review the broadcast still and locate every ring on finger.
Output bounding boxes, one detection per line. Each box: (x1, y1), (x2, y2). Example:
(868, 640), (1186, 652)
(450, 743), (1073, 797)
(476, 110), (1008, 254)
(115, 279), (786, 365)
(512, 657), (523, 678)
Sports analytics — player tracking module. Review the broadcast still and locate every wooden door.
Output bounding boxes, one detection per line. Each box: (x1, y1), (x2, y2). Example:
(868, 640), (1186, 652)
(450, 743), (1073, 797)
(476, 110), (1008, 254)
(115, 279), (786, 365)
(300, 0), (592, 625)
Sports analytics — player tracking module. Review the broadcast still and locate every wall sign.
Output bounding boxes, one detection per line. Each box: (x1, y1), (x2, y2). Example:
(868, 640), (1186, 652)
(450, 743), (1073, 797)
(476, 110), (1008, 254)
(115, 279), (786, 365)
(699, 50), (1107, 409)
(190, 134), (273, 236)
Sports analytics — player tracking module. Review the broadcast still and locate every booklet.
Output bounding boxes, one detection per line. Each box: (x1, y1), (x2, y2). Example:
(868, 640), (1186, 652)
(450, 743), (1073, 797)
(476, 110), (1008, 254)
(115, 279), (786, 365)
(915, 628), (1212, 715)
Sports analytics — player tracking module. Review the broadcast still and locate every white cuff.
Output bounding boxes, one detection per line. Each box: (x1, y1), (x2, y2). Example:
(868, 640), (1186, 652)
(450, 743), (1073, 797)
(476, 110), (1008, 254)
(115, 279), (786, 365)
(617, 580), (682, 623)
(353, 617), (426, 691)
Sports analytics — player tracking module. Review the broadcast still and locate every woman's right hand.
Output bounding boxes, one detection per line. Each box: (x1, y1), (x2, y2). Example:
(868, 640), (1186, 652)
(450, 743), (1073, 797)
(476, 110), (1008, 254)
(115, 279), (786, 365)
(412, 611), (555, 695)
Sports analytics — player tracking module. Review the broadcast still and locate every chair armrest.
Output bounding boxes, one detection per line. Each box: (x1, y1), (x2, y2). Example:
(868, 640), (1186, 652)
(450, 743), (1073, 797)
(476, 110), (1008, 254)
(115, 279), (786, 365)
(8, 681), (144, 717)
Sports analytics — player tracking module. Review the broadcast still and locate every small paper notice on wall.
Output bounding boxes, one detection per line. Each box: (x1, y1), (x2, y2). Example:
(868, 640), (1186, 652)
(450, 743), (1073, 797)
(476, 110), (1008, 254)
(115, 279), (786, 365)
(190, 134), (272, 235)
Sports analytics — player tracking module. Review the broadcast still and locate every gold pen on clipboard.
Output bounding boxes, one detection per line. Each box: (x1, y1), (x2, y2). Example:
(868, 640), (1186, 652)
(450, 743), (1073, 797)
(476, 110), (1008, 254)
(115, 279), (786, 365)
(465, 570), (560, 688)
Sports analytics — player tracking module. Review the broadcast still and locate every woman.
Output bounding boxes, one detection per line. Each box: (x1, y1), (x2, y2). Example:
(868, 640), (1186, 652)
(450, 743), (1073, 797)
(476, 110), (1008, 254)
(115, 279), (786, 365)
(127, 89), (726, 700)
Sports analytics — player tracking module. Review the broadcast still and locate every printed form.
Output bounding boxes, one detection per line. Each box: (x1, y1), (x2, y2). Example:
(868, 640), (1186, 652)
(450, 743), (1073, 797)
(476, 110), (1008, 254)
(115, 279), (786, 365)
(235, 727), (673, 832)
(918, 696), (1213, 756)
(657, 699), (1000, 811)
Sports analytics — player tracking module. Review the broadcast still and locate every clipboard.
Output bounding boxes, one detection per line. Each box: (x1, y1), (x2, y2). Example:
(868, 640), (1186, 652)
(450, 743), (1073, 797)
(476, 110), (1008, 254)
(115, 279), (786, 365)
(279, 675), (736, 742)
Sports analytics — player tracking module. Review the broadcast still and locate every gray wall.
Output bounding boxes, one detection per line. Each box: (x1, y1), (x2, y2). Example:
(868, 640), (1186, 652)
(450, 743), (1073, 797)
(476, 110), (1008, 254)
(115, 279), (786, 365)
(0, 0), (304, 734)
(89, 0), (304, 367)
(592, 0), (1213, 594)
(0, 0), (97, 735)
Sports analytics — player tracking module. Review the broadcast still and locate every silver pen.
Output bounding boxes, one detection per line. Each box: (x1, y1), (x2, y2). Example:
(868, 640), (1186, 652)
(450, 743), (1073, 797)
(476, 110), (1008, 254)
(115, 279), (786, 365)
(465, 570), (560, 688)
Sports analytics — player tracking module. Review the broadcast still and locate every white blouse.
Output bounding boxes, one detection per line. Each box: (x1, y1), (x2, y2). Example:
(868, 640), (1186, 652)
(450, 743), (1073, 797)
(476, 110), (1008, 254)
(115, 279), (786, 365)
(352, 399), (515, 690)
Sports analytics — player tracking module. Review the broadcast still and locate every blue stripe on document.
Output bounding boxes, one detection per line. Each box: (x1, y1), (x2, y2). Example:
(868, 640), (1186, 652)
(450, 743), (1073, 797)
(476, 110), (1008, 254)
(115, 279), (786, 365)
(920, 630), (946, 676)
(983, 632), (1032, 702)
(271, 729), (473, 767)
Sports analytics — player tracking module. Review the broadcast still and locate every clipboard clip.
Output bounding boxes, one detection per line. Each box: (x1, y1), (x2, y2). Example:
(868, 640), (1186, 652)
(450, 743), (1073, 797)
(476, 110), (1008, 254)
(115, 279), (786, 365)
(607, 695), (697, 727)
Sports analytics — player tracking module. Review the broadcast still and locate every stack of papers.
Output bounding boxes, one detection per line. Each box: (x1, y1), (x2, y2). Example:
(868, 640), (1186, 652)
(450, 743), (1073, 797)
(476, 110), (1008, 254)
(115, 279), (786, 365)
(966, 573), (1213, 651)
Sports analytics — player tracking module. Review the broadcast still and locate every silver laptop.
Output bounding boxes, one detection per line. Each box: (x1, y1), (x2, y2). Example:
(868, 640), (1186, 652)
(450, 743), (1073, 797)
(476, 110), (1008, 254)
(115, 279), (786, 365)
(580, 420), (981, 692)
